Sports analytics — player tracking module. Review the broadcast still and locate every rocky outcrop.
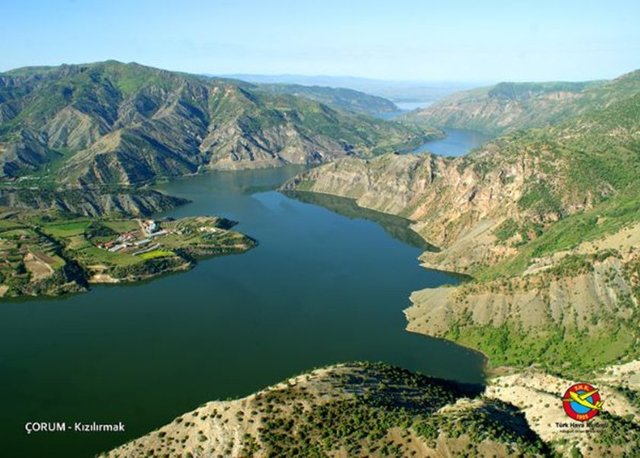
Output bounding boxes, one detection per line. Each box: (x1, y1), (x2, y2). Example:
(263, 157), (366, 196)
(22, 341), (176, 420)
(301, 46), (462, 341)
(283, 145), (593, 274)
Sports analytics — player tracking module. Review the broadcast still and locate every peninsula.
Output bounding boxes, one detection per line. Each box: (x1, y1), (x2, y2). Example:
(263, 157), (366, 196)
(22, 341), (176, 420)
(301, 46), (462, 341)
(0, 208), (254, 298)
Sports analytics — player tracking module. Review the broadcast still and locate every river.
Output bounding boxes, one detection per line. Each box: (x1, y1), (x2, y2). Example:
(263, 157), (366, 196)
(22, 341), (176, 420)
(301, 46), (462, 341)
(1, 164), (486, 457)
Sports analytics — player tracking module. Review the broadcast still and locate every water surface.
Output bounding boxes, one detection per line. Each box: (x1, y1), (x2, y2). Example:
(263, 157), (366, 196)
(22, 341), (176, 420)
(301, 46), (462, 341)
(413, 129), (491, 157)
(0, 167), (484, 457)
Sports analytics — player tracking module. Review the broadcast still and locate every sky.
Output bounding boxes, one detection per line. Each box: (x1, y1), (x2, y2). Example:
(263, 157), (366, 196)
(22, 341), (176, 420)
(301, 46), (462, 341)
(0, 0), (638, 82)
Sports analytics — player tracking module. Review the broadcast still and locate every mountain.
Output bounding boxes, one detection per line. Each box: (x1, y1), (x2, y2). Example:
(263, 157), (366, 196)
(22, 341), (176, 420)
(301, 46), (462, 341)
(284, 69), (640, 378)
(256, 83), (398, 115)
(0, 61), (430, 186)
(221, 73), (478, 105)
(0, 187), (187, 217)
(107, 361), (640, 457)
(404, 73), (640, 135)
(106, 362), (550, 457)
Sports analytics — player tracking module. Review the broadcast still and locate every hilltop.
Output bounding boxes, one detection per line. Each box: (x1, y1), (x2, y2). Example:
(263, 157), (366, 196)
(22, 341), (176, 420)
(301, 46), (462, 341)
(106, 361), (640, 457)
(0, 61), (431, 186)
(106, 362), (549, 457)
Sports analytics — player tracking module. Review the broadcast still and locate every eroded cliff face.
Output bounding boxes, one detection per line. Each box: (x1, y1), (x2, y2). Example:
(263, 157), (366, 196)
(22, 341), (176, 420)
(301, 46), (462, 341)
(286, 147), (640, 371)
(283, 147), (589, 274)
(284, 68), (640, 377)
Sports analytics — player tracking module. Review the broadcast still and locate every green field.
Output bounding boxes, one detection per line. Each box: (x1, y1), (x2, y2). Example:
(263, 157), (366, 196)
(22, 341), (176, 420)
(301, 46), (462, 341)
(138, 249), (175, 260)
(103, 220), (139, 233)
(42, 220), (91, 237)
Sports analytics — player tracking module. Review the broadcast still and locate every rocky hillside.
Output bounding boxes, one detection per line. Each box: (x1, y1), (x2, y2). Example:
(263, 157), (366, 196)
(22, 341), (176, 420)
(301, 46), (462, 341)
(0, 187), (187, 217)
(106, 362), (550, 457)
(404, 70), (640, 135)
(486, 360), (640, 457)
(257, 83), (399, 116)
(284, 68), (640, 376)
(0, 61), (428, 186)
(106, 362), (640, 457)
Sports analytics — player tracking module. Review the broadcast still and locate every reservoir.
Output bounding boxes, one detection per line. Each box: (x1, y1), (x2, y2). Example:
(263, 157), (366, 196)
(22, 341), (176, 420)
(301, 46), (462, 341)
(413, 128), (491, 157)
(0, 167), (485, 457)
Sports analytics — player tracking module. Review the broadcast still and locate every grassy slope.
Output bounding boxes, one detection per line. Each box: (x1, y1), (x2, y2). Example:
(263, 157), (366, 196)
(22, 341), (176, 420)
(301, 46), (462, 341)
(434, 76), (640, 376)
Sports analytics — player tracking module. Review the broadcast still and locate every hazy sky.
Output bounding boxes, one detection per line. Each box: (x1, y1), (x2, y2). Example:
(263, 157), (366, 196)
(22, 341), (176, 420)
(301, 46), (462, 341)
(1, 0), (638, 82)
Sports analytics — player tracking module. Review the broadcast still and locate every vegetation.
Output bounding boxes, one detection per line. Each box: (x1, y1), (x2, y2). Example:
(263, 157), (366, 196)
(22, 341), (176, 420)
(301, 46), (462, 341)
(256, 83), (399, 116)
(402, 71), (637, 135)
(0, 60), (432, 186)
(249, 363), (547, 457)
(289, 67), (640, 382)
(0, 211), (254, 298)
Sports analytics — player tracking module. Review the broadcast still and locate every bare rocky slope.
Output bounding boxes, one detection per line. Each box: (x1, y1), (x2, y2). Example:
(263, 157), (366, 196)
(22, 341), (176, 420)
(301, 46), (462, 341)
(277, 70), (640, 456)
(0, 61), (431, 186)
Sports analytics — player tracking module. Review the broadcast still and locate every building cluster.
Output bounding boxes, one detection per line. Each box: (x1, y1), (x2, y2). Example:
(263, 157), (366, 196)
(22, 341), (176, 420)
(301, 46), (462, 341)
(97, 220), (168, 253)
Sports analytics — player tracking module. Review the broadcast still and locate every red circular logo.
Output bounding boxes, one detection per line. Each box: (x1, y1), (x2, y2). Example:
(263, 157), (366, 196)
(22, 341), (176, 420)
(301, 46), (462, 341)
(562, 383), (603, 421)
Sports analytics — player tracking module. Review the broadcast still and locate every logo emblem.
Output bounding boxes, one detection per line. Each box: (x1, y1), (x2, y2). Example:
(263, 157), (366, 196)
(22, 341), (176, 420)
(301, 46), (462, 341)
(562, 383), (603, 421)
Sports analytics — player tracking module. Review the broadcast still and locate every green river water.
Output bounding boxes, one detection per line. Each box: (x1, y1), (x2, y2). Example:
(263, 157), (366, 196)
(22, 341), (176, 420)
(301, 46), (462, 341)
(1, 144), (486, 457)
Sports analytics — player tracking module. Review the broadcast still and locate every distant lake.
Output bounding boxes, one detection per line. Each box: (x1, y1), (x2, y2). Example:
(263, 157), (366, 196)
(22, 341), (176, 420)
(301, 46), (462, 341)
(395, 101), (433, 111)
(0, 167), (485, 457)
(374, 104), (491, 158)
(413, 129), (491, 157)
(374, 101), (432, 120)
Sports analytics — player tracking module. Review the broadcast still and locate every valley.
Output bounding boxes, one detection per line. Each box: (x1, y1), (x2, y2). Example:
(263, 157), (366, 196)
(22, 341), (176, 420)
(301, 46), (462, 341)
(1, 60), (639, 457)
(0, 61), (433, 186)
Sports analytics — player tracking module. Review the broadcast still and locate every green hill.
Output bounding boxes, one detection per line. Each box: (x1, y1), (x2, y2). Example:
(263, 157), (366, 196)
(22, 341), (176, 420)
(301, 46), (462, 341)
(0, 61), (428, 186)
(255, 83), (399, 115)
(404, 70), (640, 136)
(107, 362), (551, 458)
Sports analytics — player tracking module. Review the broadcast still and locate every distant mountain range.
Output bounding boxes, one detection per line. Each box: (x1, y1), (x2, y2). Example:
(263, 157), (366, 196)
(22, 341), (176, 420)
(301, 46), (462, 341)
(0, 61), (433, 186)
(216, 73), (479, 104)
(256, 83), (399, 116)
(402, 76), (640, 135)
